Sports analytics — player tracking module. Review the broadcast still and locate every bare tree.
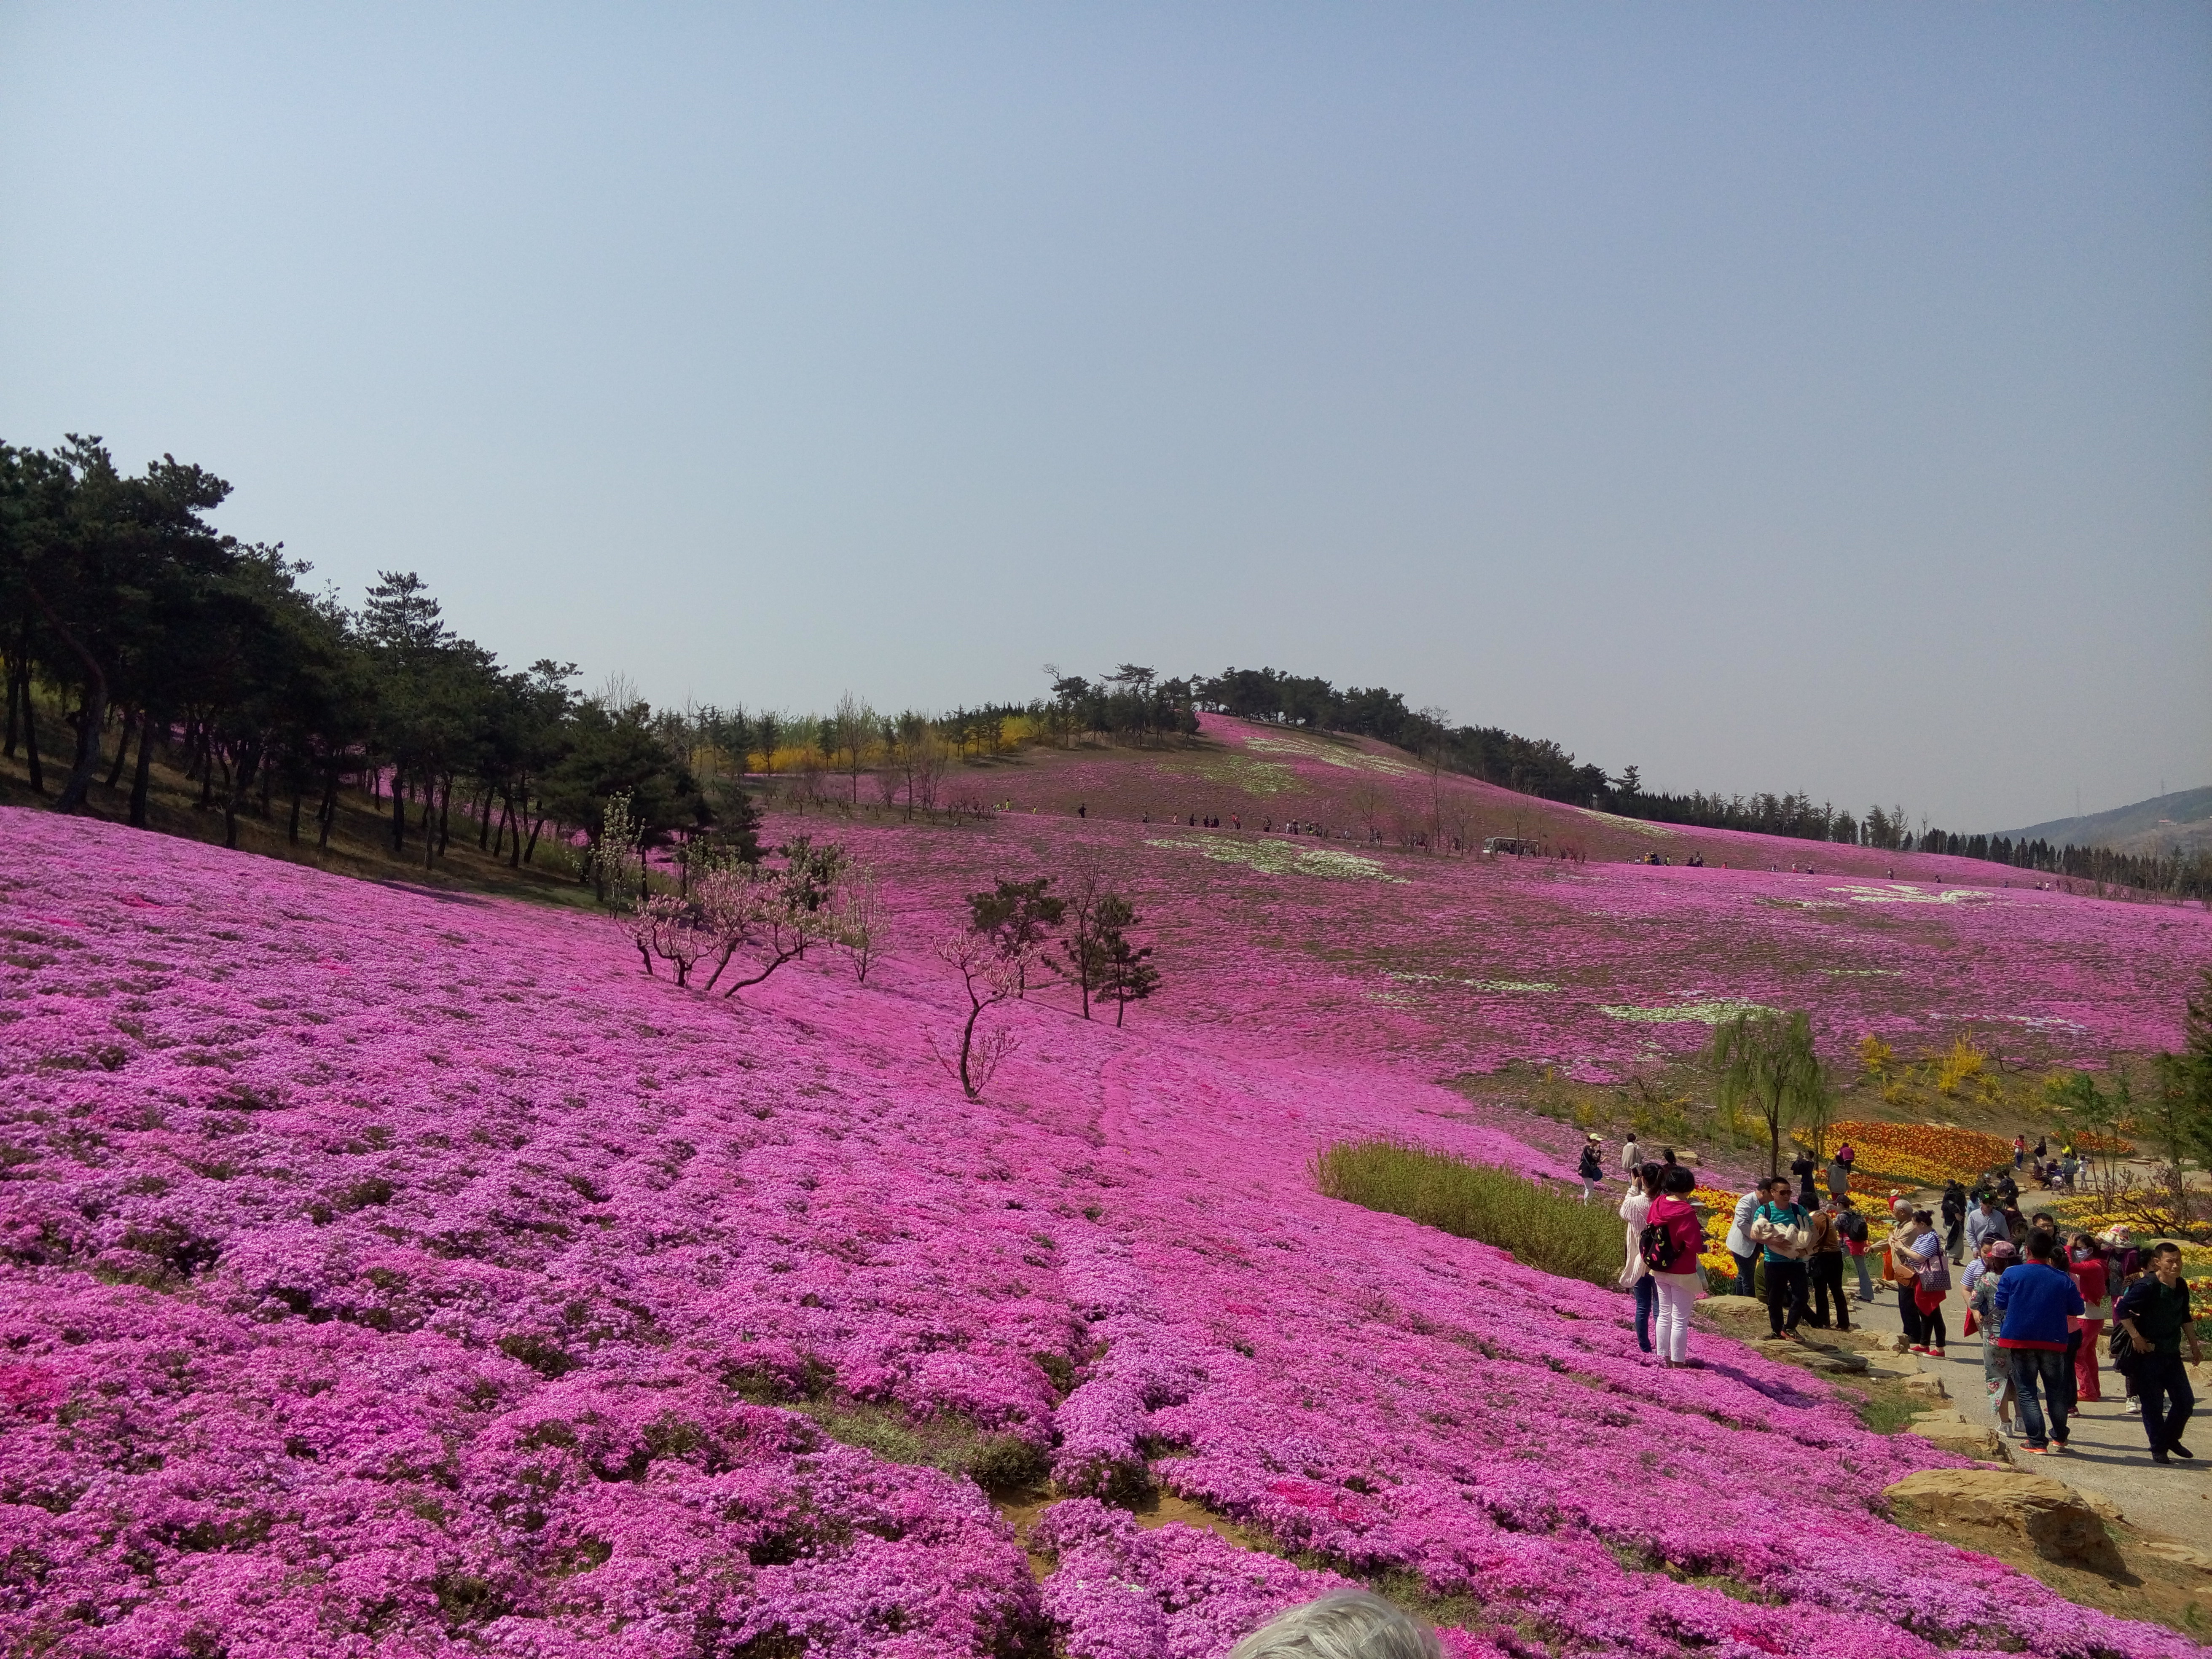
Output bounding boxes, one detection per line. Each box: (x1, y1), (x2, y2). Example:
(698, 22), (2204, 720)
(829, 863), (885, 983)
(831, 692), (875, 805)
(935, 926), (1034, 1098)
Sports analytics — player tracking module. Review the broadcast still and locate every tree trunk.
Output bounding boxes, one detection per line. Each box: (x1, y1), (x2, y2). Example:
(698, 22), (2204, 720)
(956, 998), (984, 1098)
(391, 770), (406, 854)
(52, 674), (108, 815)
(317, 769), (339, 849)
(478, 784), (494, 850)
(287, 787), (303, 846)
(222, 740), (261, 850)
(438, 776), (453, 855)
(128, 713), (156, 827)
(2, 655), (18, 759)
(105, 707), (136, 788)
(524, 814), (545, 865)
(19, 666), (43, 793)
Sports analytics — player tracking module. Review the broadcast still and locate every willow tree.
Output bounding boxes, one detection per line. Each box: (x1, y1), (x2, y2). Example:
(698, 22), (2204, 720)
(1708, 1009), (1829, 1178)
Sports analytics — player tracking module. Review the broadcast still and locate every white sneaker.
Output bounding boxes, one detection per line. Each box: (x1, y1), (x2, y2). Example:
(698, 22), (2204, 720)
(2123, 1400), (2142, 1415)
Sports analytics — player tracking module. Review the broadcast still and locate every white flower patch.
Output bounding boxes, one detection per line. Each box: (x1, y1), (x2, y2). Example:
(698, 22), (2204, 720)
(1147, 837), (1408, 884)
(1573, 809), (1676, 840)
(1598, 999), (1779, 1024)
(1239, 732), (1417, 777)
(1387, 972), (1558, 993)
(1826, 883), (1995, 905)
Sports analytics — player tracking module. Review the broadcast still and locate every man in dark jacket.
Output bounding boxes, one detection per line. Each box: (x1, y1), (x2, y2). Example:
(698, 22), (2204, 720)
(1995, 1233), (2086, 1455)
(2116, 1242), (2204, 1466)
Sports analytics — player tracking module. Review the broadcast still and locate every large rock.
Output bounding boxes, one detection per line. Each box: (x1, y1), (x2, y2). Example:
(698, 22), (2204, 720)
(1908, 1411), (2004, 1460)
(1698, 1295), (1764, 1317)
(1884, 1469), (2122, 1572)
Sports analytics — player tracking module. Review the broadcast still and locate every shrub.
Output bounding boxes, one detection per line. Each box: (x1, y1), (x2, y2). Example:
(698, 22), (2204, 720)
(1312, 1138), (1620, 1287)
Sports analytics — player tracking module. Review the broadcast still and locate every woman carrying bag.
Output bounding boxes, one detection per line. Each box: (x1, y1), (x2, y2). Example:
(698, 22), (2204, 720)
(1896, 1208), (1951, 1358)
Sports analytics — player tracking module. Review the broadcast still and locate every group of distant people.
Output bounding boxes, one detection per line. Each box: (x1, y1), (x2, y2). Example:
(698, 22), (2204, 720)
(2011, 1133), (2084, 1192)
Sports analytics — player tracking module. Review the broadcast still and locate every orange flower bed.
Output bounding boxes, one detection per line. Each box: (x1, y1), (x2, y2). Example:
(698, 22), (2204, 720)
(1813, 1121), (2013, 1187)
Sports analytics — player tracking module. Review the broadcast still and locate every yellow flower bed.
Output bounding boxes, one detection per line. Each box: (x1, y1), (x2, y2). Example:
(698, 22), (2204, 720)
(1811, 1121), (2012, 1187)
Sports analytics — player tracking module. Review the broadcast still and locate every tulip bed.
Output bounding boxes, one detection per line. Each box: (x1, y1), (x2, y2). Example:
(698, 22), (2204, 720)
(0, 805), (2202, 1658)
(1819, 1122), (2016, 1189)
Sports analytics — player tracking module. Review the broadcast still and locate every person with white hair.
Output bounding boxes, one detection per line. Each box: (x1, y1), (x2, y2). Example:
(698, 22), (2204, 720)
(1229, 1592), (1443, 1659)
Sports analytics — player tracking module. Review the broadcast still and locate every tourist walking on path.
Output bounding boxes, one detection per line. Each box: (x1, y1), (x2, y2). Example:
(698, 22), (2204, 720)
(1965, 1192), (2008, 1260)
(2067, 1234), (2110, 1405)
(1725, 1187), (1762, 1299)
(1825, 1152), (1850, 1202)
(2115, 1241), (2203, 1465)
(1898, 1208), (1951, 1357)
(1883, 1198), (1926, 1351)
(1995, 1232), (2086, 1455)
(1619, 1134), (1641, 1176)
(1965, 1240), (2018, 1436)
(1646, 1166), (1706, 1368)
(1790, 1151), (1819, 1211)
(1807, 1197), (1850, 1331)
(2013, 1134), (2026, 1170)
(1941, 1182), (1967, 1264)
(1618, 1163), (1663, 1354)
(1752, 1176), (1813, 1342)
(1837, 1197), (1874, 1301)
(1576, 1136), (1605, 1204)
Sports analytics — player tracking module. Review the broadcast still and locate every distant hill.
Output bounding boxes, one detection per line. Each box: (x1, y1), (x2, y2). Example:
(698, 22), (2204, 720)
(1992, 787), (2212, 858)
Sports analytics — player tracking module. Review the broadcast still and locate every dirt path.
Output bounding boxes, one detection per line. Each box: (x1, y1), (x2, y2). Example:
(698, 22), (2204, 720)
(1842, 1272), (2212, 1541)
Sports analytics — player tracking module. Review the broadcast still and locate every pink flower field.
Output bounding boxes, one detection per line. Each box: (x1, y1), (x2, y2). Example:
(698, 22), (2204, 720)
(1, 803), (2204, 1658)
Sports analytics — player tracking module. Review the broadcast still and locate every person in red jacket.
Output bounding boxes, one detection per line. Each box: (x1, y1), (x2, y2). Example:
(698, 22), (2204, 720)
(1646, 1166), (1707, 1369)
(2067, 1234), (2111, 1405)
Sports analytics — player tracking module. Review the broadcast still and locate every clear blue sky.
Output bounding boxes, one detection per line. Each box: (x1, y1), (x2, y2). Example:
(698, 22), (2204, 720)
(3, 3), (2206, 832)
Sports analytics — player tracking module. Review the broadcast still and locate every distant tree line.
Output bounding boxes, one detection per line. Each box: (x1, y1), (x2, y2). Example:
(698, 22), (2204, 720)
(0, 437), (731, 870)
(6, 440), (2200, 900)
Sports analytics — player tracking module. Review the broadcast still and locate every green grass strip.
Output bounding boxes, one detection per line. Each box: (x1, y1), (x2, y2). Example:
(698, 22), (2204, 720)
(1313, 1138), (1623, 1287)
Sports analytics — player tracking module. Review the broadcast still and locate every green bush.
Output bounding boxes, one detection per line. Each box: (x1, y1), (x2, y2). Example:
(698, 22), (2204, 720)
(1313, 1138), (1622, 1287)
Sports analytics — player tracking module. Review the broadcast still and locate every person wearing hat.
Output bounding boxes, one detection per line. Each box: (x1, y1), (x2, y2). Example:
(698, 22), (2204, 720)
(1966, 1238), (2019, 1436)
(1576, 1135), (1605, 1205)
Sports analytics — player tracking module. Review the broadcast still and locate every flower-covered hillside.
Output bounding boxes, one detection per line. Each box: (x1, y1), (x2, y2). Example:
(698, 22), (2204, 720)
(967, 714), (2049, 884)
(0, 807), (2195, 1659)
(794, 807), (2211, 1084)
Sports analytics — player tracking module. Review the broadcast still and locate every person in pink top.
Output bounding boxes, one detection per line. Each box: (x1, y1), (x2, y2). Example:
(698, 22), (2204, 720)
(2067, 1233), (2111, 1404)
(1644, 1166), (1707, 1368)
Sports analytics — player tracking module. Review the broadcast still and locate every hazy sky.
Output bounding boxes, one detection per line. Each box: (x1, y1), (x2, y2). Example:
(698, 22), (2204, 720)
(3, 4), (2206, 831)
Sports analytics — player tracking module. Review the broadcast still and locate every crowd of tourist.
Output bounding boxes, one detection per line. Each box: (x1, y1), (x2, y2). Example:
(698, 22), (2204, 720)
(1585, 1130), (2204, 1471)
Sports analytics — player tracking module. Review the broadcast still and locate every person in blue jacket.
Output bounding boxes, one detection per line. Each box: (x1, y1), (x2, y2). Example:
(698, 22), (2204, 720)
(1994, 1232), (2087, 1454)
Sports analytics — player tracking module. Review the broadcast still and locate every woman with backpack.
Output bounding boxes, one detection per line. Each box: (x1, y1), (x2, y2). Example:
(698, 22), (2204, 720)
(1645, 1165), (1706, 1367)
(1618, 1162), (1664, 1354)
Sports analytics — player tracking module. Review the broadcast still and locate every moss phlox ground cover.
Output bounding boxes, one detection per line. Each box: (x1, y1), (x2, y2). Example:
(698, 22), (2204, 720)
(0, 807), (2198, 1658)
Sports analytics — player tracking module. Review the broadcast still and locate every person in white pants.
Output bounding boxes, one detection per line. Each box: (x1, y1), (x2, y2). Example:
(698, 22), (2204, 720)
(1646, 1165), (1708, 1366)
